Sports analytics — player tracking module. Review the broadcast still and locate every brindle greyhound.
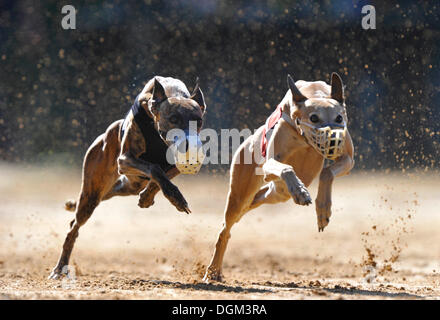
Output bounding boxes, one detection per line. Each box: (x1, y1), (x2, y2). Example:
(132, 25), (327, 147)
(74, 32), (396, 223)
(49, 76), (206, 279)
(204, 73), (354, 282)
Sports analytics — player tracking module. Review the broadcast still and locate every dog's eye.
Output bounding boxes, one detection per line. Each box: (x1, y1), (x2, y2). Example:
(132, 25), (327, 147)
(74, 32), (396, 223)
(335, 115), (343, 123)
(169, 115), (180, 124)
(309, 114), (319, 123)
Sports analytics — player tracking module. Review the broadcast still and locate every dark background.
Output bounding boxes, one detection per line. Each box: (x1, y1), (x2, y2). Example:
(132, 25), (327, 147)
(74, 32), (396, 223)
(0, 0), (439, 172)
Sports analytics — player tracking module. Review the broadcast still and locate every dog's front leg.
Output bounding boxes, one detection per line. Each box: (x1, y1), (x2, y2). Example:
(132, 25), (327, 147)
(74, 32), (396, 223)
(138, 166), (180, 208)
(118, 154), (190, 213)
(316, 136), (354, 231)
(262, 158), (312, 206)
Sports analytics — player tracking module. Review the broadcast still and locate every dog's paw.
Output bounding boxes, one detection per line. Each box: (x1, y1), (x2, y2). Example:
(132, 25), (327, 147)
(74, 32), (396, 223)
(138, 198), (154, 208)
(162, 183), (191, 214)
(138, 190), (155, 208)
(203, 269), (223, 283)
(288, 184), (312, 206)
(48, 268), (64, 280)
(315, 199), (332, 232)
(138, 184), (159, 208)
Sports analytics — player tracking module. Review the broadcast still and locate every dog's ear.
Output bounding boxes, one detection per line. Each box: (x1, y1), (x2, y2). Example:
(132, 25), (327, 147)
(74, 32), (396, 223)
(149, 78), (167, 115)
(287, 74), (307, 105)
(191, 78), (207, 114)
(330, 72), (345, 103)
(152, 78), (167, 103)
(192, 77), (200, 94)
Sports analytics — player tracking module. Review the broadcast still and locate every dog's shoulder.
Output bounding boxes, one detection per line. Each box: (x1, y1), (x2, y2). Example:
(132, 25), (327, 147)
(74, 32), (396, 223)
(120, 111), (146, 157)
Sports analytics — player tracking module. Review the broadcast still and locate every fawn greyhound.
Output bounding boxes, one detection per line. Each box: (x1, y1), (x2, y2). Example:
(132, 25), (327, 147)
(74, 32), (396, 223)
(49, 76), (207, 279)
(204, 73), (354, 282)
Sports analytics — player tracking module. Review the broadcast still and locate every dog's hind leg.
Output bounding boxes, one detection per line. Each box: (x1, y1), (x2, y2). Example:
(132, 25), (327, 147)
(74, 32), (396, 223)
(49, 189), (102, 279)
(104, 176), (157, 208)
(203, 193), (243, 282)
(66, 166), (180, 213)
(63, 176), (132, 212)
(65, 174), (147, 212)
(205, 176), (300, 282)
(203, 161), (262, 282)
(49, 124), (120, 279)
(102, 175), (147, 200)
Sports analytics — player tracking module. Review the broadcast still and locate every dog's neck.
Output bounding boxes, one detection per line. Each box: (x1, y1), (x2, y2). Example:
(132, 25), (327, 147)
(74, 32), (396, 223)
(280, 99), (302, 136)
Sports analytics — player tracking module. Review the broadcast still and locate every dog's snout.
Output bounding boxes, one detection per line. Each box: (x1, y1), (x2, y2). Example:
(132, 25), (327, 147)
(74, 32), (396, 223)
(172, 133), (205, 175)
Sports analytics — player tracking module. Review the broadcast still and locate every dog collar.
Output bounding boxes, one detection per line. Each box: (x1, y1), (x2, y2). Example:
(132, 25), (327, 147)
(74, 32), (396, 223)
(261, 103), (307, 158)
(281, 110), (296, 128)
(282, 110), (304, 138)
(260, 104), (282, 158)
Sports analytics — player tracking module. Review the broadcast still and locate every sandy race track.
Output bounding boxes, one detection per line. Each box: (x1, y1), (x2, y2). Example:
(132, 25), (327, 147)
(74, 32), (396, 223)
(0, 163), (439, 299)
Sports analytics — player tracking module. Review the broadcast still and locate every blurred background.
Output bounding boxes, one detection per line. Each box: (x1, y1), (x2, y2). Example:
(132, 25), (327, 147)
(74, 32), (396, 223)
(0, 1), (440, 299)
(0, 0), (438, 172)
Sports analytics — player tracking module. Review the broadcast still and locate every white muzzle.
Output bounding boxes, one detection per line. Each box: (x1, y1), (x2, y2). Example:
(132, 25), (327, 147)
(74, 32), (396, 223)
(168, 130), (205, 174)
(299, 122), (347, 160)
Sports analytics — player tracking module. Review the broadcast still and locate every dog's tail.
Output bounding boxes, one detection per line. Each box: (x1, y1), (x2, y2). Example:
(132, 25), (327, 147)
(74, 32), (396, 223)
(64, 199), (77, 212)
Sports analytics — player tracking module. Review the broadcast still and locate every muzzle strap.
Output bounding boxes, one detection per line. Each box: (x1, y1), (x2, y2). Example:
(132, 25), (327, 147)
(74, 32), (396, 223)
(260, 104), (301, 158)
(299, 121), (347, 160)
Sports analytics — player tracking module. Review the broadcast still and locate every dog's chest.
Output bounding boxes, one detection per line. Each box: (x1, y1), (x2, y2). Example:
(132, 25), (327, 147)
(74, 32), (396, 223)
(136, 125), (172, 172)
(122, 96), (174, 172)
